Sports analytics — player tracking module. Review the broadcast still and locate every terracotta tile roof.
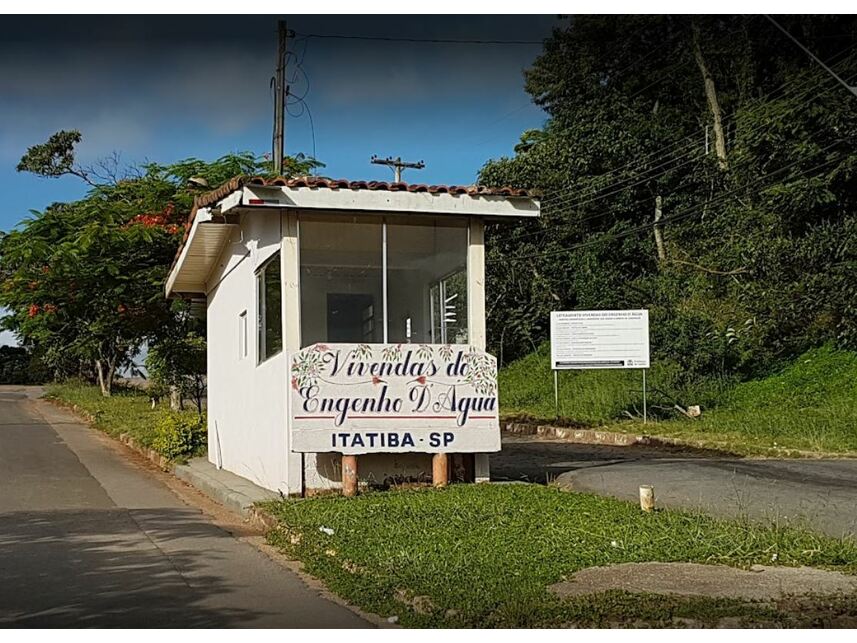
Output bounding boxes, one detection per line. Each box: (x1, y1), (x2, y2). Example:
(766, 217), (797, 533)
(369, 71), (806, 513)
(193, 175), (537, 210)
(170, 175), (538, 291)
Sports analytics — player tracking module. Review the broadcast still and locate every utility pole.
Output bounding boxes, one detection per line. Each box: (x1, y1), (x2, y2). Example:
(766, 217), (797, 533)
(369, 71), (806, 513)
(273, 20), (288, 175)
(370, 155), (425, 183)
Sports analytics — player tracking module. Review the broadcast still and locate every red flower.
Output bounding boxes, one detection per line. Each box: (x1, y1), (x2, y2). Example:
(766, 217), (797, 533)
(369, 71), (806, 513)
(117, 304), (128, 315)
(43, 303), (57, 314)
(291, 376), (298, 391)
(372, 376), (384, 385)
(314, 344), (329, 352)
(27, 304), (40, 317)
(416, 375), (427, 385)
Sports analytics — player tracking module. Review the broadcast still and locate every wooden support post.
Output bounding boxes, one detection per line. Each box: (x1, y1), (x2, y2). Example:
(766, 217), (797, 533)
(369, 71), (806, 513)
(342, 455), (358, 497)
(432, 453), (449, 488)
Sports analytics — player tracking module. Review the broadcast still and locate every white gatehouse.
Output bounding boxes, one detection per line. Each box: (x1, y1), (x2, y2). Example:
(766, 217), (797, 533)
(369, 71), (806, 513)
(166, 175), (539, 495)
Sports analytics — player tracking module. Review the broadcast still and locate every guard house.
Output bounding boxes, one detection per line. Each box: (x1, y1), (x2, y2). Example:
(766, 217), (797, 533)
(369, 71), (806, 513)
(166, 176), (540, 495)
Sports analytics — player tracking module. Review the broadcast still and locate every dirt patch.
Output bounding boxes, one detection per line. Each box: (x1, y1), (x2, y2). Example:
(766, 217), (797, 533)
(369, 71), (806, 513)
(551, 563), (857, 601)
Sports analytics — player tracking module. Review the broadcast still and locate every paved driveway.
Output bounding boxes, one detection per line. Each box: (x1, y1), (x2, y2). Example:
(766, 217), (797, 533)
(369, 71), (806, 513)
(0, 386), (370, 628)
(492, 433), (857, 538)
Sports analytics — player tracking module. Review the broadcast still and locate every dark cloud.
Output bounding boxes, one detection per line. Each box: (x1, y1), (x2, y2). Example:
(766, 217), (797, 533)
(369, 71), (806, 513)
(0, 15), (556, 160)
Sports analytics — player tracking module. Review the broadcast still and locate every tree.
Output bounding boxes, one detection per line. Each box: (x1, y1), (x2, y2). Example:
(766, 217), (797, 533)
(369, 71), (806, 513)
(145, 300), (207, 413)
(1, 132), (322, 395)
(480, 15), (857, 386)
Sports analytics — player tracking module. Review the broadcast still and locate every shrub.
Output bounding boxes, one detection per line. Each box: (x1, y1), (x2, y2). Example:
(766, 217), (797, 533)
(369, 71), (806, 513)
(152, 410), (207, 460)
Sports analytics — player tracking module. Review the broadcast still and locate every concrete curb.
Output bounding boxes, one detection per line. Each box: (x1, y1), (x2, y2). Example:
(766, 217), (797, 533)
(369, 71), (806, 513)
(173, 461), (279, 519)
(501, 418), (857, 459)
(502, 420), (645, 446)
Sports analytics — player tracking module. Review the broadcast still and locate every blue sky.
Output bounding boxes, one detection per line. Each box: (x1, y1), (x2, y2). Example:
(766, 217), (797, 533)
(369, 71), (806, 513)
(0, 15), (558, 345)
(0, 14), (558, 233)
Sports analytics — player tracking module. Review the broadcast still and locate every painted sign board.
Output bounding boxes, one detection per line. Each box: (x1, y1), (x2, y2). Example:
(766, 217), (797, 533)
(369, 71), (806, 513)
(550, 310), (650, 369)
(289, 343), (500, 454)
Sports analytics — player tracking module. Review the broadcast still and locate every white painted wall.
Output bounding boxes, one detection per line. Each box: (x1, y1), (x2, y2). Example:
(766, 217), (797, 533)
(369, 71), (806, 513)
(205, 210), (290, 493)
(204, 209), (492, 494)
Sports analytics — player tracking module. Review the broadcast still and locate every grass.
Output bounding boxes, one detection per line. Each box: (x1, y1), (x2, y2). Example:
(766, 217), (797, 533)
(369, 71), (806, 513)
(499, 344), (857, 456)
(264, 484), (857, 627)
(44, 381), (205, 460)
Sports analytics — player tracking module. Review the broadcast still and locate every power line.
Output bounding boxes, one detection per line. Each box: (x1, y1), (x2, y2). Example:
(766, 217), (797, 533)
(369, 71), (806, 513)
(538, 41), (857, 209)
(293, 31), (543, 45)
(517, 113), (852, 245)
(765, 15), (857, 98)
(543, 147), (704, 212)
(288, 94), (318, 164)
(539, 49), (857, 211)
(491, 139), (848, 265)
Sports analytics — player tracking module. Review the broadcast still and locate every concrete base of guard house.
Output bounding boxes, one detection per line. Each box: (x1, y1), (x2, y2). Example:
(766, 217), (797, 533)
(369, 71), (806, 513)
(174, 457), (281, 528)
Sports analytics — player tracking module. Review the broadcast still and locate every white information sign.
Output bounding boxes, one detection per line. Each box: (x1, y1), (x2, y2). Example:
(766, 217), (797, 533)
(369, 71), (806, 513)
(289, 343), (500, 454)
(550, 310), (650, 370)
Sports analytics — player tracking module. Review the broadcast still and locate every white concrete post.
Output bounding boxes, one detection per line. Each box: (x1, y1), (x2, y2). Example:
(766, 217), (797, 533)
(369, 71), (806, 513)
(468, 217), (490, 483)
(282, 209), (303, 495)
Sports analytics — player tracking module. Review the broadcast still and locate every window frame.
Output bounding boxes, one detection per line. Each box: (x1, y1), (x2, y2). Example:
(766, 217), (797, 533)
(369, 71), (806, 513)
(256, 252), (283, 364)
(296, 214), (470, 348)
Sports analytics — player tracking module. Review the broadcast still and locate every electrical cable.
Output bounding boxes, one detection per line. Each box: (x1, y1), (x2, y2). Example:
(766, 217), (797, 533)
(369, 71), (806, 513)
(515, 109), (854, 245)
(538, 41), (857, 209)
(293, 32), (543, 45)
(539, 49), (857, 212)
(490, 139), (849, 265)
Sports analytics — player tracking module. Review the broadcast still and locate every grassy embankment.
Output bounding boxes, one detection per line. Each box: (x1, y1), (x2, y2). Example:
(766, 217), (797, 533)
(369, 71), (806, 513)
(498, 344), (857, 456)
(44, 381), (205, 461)
(265, 483), (857, 627)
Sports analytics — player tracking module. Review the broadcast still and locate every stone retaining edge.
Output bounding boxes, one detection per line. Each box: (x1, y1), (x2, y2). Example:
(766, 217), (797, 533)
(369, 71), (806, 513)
(501, 420), (645, 446)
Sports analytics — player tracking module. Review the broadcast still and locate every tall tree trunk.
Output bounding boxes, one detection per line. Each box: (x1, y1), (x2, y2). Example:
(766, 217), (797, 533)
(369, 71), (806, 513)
(95, 354), (117, 397)
(105, 354), (116, 396)
(692, 23), (729, 170)
(95, 359), (109, 397)
(654, 195), (667, 264)
(169, 385), (182, 411)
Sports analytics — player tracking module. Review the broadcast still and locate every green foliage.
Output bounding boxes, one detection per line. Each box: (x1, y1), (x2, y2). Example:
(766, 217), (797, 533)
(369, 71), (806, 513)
(500, 344), (857, 455)
(45, 381), (162, 447)
(146, 300), (207, 412)
(46, 381), (206, 460)
(1, 130), (322, 394)
(265, 484), (857, 627)
(16, 130), (83, 178)
(480, 16), (857, 386)
(499, 341), (727, 424)
(0, 345), (48, 384)
(152, 410), (207, 461)
(656, 344), (857, 454)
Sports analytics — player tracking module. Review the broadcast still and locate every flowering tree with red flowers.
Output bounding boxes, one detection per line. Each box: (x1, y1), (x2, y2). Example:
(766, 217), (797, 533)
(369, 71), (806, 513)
(1, 130), (321, 395)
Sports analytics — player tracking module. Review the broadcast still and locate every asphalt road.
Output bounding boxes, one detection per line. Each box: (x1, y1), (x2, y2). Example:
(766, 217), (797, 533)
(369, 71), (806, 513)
(492, 434), (857, 538)
(0, 386), (371, 628)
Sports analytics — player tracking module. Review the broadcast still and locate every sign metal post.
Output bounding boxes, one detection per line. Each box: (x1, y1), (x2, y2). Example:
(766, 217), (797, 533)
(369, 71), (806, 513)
(550, 310), (650, 424)
(642, 369), (647, 424)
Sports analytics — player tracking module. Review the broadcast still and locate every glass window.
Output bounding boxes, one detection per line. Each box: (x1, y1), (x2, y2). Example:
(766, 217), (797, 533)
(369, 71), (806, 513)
(256, 254), (282, 362)
(387, 216), (468, 344)
(299, 215), (383, 346)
